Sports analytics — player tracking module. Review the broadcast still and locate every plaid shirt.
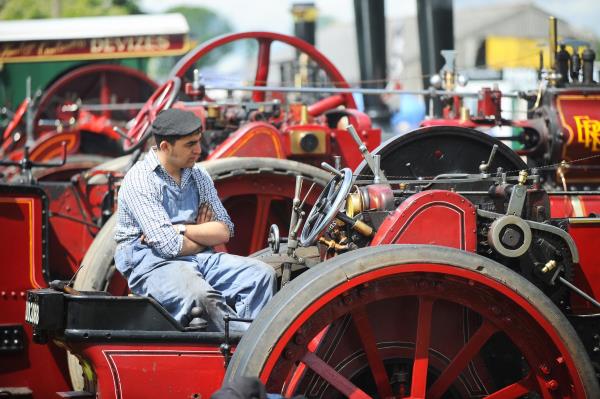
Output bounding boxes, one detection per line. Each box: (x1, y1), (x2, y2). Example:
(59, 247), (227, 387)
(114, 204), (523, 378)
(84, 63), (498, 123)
(114, 148), (234, 259)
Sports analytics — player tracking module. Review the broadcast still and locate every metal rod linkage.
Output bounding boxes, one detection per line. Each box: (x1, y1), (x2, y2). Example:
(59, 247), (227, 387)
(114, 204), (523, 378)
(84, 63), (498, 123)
(203, 84), (520, 98)
(559, 277), (600, 309)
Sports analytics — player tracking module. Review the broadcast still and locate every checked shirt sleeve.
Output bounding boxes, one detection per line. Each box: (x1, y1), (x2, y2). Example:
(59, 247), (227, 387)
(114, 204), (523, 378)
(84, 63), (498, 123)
(195, 167), (235, 236)
(119, 171), (183, 258)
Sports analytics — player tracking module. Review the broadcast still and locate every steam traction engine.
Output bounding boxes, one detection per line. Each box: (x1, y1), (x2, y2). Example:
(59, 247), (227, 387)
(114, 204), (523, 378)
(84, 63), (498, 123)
(24, 124), (600, 398)
(420, 17), (600, 219)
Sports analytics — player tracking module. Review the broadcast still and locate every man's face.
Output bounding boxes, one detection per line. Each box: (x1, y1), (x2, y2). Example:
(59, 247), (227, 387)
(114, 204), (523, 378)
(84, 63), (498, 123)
(162, 132), (202, 169)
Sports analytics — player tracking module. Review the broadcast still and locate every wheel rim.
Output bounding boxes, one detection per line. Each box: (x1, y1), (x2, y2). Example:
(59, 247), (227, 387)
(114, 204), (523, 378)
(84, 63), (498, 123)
(124, 77), (181, 150)
(228, 246), (595, 399)
(171, 31), (356, 109)
(35, 64), (157, 134)
(354, 126), (527, 182)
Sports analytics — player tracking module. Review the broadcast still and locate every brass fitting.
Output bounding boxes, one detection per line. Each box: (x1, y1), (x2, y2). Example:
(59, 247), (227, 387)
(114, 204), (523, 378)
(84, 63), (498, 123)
(300, 105), (308, 124)
(291, 4), (318, 23)
(557, 160), (569, 191)
(352, 220), (374, 237)
(318, 237), (348, 251)
(207, 105), (220, 119)
(460, 106), (470, 122)
(541, 260), (557, 273)
(549, 16), (557, 71)
(444, 70), (455, 91)
(518, 170), (528, 185)
(346, 192), (363, 218)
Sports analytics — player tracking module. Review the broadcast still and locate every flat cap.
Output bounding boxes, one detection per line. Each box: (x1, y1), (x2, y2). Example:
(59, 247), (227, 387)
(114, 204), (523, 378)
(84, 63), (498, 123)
(151, 108), (202, 137)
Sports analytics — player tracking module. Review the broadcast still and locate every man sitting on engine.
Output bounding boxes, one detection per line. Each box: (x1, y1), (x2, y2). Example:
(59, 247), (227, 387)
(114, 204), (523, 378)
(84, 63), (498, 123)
(113, 108), (276, 331)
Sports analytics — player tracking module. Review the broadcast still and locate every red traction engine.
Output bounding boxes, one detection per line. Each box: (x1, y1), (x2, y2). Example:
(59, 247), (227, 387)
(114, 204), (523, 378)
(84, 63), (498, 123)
(420, 26), (600, 220)
(24, 126), (600, 398)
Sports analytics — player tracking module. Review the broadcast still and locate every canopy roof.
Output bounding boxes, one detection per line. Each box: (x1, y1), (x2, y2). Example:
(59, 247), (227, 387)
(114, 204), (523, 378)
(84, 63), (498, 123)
(0, 13), (189, 42)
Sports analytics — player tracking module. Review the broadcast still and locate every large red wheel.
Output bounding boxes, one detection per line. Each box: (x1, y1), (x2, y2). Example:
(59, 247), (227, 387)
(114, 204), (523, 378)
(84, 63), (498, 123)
(226, 245), (599, 398)
(170, 31), (356, 109)
(122, 32), (358, 154)
(2, 64), (157, 156)
(35, 63), (157, 137)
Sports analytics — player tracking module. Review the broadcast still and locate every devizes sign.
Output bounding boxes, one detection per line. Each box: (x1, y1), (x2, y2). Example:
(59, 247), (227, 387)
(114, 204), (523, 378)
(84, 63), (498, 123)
(0, 34), (187, 63)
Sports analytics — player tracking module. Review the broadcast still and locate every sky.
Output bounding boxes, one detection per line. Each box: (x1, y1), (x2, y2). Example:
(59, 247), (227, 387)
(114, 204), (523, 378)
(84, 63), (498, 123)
(140, 0), (600, 38)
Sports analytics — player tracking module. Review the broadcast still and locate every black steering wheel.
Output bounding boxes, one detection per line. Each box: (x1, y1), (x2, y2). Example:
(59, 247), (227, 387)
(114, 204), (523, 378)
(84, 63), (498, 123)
(300, 168), (353, 246)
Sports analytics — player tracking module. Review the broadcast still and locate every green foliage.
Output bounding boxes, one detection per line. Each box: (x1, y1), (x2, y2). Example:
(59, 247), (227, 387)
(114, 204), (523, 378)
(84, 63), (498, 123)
(165, 6), (239, 75)
(0, 0), (140, 20)
(0, 0), (50, 19)
(167, 6), (232, 44)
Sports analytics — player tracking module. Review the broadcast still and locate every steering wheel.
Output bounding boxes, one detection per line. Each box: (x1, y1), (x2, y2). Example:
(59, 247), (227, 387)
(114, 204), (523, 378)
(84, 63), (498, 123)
(170, 31), (356, 111)
(300, 167), (353, 246)
(124, 77), (181, 150)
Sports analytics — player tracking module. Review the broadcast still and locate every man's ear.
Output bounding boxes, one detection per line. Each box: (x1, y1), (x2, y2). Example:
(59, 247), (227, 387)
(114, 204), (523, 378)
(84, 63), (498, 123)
(159, 140), (171, 152)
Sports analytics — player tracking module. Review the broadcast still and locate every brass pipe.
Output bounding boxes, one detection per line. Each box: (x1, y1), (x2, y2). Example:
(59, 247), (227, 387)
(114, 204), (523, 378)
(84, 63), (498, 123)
(549, 16), (557, 71)
(319, 237), (349, 251)
(300, 104), (308, 124)
(336, 212), (374, 237)
(352, 220), (374, 237)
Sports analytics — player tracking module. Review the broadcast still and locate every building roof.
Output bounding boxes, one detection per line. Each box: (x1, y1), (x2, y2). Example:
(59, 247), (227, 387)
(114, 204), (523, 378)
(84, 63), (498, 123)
(0, 13), (189, 42)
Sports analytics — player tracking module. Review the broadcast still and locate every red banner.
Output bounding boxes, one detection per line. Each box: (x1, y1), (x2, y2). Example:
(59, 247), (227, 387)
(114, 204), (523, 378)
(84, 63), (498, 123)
(0, 34), (188, 62)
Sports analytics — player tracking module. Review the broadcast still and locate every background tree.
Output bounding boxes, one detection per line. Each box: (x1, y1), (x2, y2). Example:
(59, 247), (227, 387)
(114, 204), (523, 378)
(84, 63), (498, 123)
(166, 6), (234, 67)
(0, 0), (140, 19)
(150, 5), (245, 80)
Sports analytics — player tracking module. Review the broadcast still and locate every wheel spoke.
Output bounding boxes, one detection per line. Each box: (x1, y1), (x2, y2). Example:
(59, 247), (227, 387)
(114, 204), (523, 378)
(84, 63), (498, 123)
(284, 326), (330, 397)
(351, 305), (394, 399)
(315, 198), (327, 212)
(307, 210), (321, 223)
(300, 351), (372, 399)
(327, 184), (338, 200)
(253, 39), (272, 102)
(483, 373), (536, 399)
(248, 195), (273, 253)
(428, 319), (498, 399)
(99, 72), (111, 118)
(312, 213), (325, 228)
(410, 296), (434, 399)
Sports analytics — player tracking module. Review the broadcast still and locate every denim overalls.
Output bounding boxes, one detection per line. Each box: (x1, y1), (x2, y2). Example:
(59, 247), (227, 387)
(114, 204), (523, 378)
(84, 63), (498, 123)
(115, 166), (276, 332)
